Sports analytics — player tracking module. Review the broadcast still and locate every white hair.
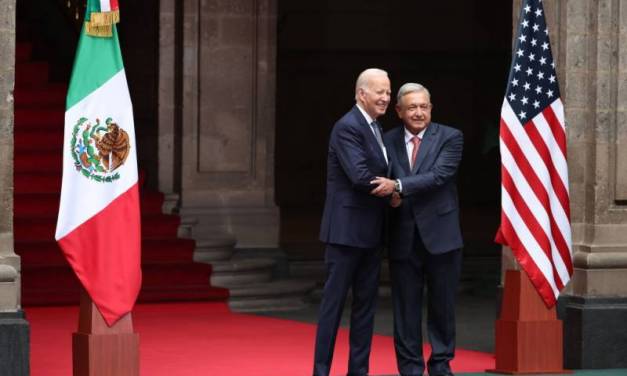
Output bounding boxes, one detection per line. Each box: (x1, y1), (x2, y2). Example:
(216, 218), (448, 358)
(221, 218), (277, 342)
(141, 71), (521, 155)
(355, 68), (389, 100)
(396, 82), (431, 104)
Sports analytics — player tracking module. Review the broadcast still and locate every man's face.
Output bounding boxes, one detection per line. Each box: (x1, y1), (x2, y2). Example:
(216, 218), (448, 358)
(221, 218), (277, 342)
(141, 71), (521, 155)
(358, 76), (391, 119)
(396, 91), (432, 134)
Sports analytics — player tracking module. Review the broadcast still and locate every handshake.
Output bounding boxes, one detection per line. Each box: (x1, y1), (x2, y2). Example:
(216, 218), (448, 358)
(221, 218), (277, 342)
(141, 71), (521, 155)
(369, 176), (402, 208)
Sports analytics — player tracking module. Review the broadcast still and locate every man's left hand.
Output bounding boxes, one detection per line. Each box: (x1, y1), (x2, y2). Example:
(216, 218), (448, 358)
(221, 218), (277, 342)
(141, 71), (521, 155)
(370, 177), (396, 197)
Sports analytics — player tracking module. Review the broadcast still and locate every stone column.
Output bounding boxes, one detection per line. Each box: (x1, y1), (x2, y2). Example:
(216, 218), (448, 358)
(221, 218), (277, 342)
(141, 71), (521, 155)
(179, 0), (279, 248)
(157, 0), (182, 214)
(0, 0), (29, 373)
(158, 0), (178, 195)
(559, 0), (627, 368)
(511, 0), (627, 368)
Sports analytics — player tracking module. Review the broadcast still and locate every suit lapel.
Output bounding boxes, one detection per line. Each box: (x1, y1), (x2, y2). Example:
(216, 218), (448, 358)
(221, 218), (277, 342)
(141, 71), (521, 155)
(352, 106), (388, 166)
(412, 123), (438, 174)
(394, 127), (411, 176)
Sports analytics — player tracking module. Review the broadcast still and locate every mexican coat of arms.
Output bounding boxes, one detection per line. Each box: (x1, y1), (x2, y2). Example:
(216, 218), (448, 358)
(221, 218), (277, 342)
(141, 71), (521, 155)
(71, 117), (131, 182)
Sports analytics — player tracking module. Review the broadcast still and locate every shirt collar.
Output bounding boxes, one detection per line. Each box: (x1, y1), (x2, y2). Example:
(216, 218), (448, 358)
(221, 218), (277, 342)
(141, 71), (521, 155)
(404, 125), (427, 144)
(356, 103), (375, 126)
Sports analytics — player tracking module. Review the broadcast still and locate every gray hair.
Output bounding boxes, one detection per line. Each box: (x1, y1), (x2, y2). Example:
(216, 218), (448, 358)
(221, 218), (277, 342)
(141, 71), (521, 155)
(355, 68), (389, 100)
(396, 82), (431, 104)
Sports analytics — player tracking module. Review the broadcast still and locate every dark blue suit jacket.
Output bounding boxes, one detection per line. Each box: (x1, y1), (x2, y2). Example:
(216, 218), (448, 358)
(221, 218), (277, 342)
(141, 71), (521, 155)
(384, 122), (463, 258)
(319, 106), (389, 249)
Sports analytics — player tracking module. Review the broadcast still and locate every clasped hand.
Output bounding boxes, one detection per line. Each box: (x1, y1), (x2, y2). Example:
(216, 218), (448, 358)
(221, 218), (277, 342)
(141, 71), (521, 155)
(370, 177), (402, 208)
(370, 177), (394, 197)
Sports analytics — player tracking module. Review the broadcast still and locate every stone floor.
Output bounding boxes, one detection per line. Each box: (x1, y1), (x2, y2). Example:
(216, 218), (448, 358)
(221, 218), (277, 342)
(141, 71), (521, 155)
(257, 284), (498, 354)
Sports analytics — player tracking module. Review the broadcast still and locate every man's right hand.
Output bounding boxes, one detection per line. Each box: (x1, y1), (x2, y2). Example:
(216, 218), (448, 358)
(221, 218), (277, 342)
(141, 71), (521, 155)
(370, 177), (396, 197)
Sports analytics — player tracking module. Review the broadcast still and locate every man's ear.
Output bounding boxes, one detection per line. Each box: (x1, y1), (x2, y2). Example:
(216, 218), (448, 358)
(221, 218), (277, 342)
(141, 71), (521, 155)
(395, 104), (403, 119)
(356, 88), (364, 102)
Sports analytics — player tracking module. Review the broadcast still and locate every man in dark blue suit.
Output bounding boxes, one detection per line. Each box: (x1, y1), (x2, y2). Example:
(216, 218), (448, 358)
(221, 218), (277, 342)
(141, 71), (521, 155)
(313, 68), (394, 376)
(371, 83), (463, 376)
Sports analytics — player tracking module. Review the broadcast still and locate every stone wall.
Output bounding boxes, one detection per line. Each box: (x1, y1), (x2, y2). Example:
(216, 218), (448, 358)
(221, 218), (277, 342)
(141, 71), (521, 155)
(173, 0), (279, 247)
(511, 0), (627, 368)
(0, 0), (18, 314)
(0, 0), (29, 373)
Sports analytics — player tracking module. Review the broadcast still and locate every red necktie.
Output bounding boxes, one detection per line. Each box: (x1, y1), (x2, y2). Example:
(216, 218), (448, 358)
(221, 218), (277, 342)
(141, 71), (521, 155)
(410, 136), (421, 170)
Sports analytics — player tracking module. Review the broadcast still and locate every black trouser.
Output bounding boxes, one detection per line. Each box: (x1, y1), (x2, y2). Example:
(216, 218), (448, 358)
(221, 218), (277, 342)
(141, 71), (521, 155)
(313, 244), (381, 376)
(390, 230), (462, 376)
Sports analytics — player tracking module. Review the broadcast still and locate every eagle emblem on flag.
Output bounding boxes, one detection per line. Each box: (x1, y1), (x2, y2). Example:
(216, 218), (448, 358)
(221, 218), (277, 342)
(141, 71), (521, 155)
(70, 116), (131, 182)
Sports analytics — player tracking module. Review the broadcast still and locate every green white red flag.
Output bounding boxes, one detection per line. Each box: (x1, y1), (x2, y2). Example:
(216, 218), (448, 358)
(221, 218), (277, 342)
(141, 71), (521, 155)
(55, 0), (141, 326)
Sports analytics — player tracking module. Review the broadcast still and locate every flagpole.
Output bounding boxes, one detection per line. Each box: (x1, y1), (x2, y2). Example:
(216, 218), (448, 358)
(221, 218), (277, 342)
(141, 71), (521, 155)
(73, 288), (139, 376)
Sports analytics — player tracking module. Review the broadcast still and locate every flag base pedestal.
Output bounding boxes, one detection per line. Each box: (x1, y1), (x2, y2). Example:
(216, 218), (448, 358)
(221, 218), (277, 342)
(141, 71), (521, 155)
(72, 290), (139, 376)
(487, 270), (571, 375)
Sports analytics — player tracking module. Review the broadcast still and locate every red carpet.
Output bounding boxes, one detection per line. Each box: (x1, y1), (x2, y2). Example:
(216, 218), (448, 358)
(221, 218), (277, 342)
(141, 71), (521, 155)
(14, 39), (228, 305)
(27, 302), (494, 376)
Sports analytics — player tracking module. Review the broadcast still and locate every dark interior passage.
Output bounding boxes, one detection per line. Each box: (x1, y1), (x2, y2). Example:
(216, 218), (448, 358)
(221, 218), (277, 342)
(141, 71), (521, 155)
(276, 0), (513, 259)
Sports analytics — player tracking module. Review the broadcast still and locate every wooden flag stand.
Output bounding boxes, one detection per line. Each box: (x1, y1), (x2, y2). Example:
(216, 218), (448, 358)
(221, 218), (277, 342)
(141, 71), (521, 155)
(487, 270), (571, 374)
(73, 290), (140, 376)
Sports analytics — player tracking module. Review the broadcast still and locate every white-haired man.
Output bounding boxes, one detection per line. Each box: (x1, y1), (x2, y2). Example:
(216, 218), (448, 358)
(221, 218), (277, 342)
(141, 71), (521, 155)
(313, 68), (391, 376)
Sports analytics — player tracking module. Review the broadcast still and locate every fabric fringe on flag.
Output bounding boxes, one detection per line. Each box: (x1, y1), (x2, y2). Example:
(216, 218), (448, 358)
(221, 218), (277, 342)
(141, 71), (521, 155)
(85, 0), (120, 37)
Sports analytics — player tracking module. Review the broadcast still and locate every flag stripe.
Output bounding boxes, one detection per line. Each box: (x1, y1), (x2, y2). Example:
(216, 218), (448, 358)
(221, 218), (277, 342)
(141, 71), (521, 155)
(522, 121), (572, 276)
(100, 0), (111, 12)
(58, 183), (141, 325)
(501, 164), (563, 290)
(497, 0), (572, 308)
(66, 27), (124, 109)
(500, 115), (552, 220)
(499, 207), (558, 307)
(501, 187), (560, 300)
(57, 69), (137, 240)
(501, 106), (572, 302)
(500, 140), (570, 288)
(551, 99), (566, 131)
(531, 110), (569, 200)
(542, 103), (567, 159)
(502, 102), (572, 248)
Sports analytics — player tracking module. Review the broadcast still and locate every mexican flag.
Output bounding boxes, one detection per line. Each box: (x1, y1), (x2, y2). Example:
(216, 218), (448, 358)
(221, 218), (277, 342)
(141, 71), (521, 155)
(55, 0), (141, 326)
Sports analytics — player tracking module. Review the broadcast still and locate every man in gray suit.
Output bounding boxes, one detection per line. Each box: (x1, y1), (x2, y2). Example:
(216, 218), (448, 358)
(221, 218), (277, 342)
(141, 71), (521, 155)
(371, 83), (463, 376)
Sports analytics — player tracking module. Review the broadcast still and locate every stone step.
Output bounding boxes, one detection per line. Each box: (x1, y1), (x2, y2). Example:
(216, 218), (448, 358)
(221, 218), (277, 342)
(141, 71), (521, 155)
(229, 298), (309, 312)
(177, 216), (198, 238)
(228, 279), (316, 312)
(162, 193), (180, 214)
(210, 258), (276, 288)
(193, 236), (237, 262)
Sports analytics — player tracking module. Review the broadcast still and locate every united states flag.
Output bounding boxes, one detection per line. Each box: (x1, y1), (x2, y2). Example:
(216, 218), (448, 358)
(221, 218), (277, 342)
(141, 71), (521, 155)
(495, 0), (573, 307)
